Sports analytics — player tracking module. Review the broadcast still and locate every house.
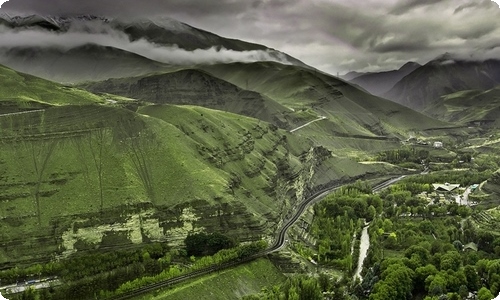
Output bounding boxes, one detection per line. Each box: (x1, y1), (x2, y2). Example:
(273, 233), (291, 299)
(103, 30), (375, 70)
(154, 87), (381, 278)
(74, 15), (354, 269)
(433, 183), (460, 192)
(463, 242), (478, 252)
(433, 141), (443, 148)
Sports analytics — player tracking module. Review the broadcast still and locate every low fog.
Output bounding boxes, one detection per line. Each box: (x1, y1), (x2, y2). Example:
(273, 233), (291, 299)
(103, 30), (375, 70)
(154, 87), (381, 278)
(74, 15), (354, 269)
(0, 23), (290, 66)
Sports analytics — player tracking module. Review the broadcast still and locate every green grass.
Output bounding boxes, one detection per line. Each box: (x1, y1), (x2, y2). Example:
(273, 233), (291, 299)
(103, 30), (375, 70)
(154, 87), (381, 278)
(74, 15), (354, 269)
(134, 258), (286, 300)
(1, 100), (355, 265)
(0, 64), (104, 108)
(426, 86), (500, 125)
(80, 69), (292, 128)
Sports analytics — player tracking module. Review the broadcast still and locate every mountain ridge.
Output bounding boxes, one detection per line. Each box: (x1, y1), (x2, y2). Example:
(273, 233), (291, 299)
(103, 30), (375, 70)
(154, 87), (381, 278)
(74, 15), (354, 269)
(383, 58), (500, 111)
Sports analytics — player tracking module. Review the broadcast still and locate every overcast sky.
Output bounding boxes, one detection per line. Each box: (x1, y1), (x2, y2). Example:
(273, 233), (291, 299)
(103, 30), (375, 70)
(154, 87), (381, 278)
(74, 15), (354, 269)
(1, 0), (500, 74)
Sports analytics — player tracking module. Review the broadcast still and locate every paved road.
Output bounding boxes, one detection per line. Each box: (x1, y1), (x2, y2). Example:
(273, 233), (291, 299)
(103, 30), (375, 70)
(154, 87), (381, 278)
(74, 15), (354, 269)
(0, 109), (44, 117)
(107, 183), (348, 300)
(107, 174), (410, 300)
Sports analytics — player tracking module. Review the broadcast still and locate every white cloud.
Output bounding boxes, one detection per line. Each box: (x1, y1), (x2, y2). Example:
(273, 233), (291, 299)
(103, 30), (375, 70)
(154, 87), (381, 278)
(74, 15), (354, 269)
(492, 0), (500, 8)
(0, 25), (291, 65)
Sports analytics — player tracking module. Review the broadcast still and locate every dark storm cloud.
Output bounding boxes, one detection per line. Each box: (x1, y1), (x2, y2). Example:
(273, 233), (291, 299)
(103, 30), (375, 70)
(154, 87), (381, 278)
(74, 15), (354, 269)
(390, 0), (446, 15)
(1, 0), (500, 74)
(1, 0), (250, 17)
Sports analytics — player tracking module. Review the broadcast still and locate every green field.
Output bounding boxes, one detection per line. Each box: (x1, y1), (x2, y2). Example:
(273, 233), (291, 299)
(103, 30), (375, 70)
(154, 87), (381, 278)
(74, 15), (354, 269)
(134, 258), (286, 300)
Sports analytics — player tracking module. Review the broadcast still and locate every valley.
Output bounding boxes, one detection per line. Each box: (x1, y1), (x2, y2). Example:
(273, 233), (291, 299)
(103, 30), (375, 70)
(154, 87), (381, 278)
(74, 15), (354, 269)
(0, 10), (500, 300)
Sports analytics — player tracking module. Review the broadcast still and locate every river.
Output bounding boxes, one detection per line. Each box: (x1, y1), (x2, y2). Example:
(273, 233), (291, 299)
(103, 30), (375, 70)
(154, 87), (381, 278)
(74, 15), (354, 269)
(354, 225), (370, 281)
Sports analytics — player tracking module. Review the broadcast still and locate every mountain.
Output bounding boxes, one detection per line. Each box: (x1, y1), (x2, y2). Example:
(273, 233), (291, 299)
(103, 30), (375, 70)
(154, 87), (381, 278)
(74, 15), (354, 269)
(0, 63), (106, 113)
(0, 44), (174, 83)
(384, 57), (500, 111)
(201, 62), (451, 141)
(0, 14), (307, 83)
(348, 62), (420, 96)
(81, 69), (292, 128)
(340, 71), (365, 81)
(1, 63), (401, 265)
(424, 86), (500, 127)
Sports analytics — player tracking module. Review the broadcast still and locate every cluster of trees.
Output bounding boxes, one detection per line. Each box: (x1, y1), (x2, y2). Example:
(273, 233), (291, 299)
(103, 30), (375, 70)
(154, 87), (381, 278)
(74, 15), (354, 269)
(243, 276), (323, 300)
(10, 235), (267, 300)
(360, 242), (500, 300)
(376, 147), (429, 166)
(185, 232), (236, 256)
(405, 170), (491, 188)
(379, 183), (471, 220)
(355, 176), (500, 300)
(310, 183), (382, 272)
(9, 243), (172, 299)
(107, 240), (267, 298)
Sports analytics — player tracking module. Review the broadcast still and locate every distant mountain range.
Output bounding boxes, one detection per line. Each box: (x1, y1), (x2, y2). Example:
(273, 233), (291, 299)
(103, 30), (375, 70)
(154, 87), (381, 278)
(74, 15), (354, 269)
(346, 62), (421, 96)
(383, 57), (500, 111)
(342, 55), (500, 125)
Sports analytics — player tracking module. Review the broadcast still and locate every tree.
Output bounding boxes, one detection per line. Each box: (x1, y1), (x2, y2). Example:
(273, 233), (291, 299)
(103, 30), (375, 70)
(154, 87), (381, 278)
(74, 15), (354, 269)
(440, 251), (461, 272)
(370, 262), (414, 300)
(464, 265), (479, 291)
(478, 287), (494, 300)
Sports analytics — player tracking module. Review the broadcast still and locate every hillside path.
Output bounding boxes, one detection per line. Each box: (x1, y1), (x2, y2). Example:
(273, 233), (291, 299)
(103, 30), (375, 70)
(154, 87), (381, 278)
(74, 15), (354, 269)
(289, 116), (326, 133)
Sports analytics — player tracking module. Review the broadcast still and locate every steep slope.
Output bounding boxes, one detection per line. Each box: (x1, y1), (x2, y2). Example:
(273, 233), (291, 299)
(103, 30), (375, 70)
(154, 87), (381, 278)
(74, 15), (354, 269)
(81, 69), (292, 128)
(348, 62), (420, 96)
(424, 86), (500, 127)
(0, 44), (173, 83)
(201, 61), (453, 150)
(384, 57), (500, 111)
(0, 63), (107, 113)
(0, 66), (393, 266)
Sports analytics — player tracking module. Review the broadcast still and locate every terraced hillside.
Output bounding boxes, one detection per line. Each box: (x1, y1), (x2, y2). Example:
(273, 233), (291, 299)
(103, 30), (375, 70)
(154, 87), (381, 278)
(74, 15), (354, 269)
(201, 62), (461, 153)
(0, 65), (395, 266)
(82, 69), (293, 128)
(424, 86), (500, 127)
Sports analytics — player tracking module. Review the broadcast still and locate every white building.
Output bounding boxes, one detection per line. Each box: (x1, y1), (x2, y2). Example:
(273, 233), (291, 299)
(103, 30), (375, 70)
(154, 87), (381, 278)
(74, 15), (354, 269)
(433, 141), (443, 148)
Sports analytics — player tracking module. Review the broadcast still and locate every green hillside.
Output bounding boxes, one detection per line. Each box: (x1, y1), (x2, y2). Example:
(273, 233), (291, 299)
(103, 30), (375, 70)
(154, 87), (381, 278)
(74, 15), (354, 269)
(81, 69), (295, 128)
(425, 86), (500, 127)
(0, 64), (105, 112)
(201, 62), (459, 152)
(0, 65), (398, 266)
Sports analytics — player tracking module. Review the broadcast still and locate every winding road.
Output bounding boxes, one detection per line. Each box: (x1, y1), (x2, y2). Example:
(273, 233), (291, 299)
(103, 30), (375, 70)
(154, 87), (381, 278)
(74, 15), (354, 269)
(104, 175), (408, 299)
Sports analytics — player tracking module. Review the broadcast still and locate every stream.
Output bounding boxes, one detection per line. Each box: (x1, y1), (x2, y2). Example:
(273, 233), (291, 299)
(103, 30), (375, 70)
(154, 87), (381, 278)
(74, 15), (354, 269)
(354, 225), (370, 281)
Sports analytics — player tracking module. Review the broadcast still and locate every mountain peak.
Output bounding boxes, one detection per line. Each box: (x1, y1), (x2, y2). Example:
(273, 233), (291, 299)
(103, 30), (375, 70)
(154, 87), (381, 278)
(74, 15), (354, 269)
(398, 61), (420, 71)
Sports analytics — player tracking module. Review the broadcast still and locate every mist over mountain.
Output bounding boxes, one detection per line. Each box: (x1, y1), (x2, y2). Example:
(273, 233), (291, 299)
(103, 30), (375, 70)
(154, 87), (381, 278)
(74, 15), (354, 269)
(0, 14), (305, 82)
(2, 6), (500, 300)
